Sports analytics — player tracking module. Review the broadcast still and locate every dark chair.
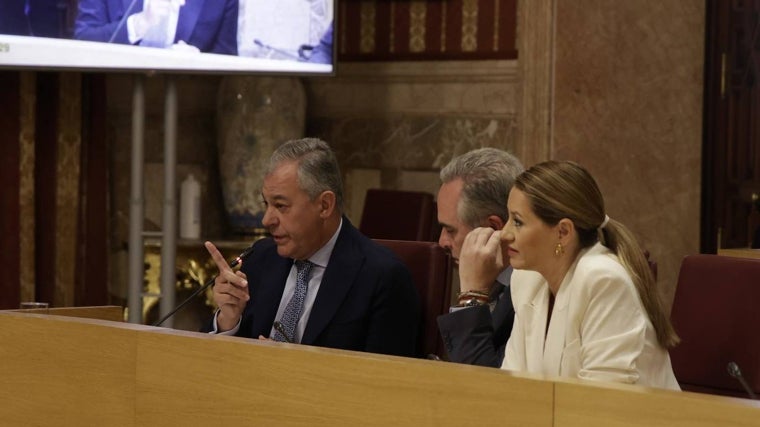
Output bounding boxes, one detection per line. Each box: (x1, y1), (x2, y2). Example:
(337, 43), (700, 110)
(360, 189), (437, 242)
(669, 254), (760, 398)
(374, 239), (453, 358)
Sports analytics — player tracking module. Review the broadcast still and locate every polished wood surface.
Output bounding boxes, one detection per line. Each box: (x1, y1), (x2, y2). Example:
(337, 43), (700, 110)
(1, 310), (759, 426)
(717, 248), (760, 260)
(555, 380), (760, 427)
(11, 305), (123, 322)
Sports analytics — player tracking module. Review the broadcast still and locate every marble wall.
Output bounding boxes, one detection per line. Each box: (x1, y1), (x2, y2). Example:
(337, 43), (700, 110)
(518, 0), (705, 309)
(306, 60), (519, 222)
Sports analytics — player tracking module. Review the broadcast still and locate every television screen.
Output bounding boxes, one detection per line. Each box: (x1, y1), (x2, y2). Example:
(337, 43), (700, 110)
(0, 0), (334, 75)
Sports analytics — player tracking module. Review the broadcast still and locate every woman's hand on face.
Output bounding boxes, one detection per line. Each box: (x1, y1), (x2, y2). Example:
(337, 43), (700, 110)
(458, 227), (505, 293)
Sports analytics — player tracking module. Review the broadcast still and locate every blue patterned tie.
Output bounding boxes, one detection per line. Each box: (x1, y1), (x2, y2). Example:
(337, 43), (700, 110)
(273, 260), (314, 343)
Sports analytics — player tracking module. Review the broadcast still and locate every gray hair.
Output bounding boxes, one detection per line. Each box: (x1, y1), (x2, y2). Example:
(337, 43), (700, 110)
(440, 148), (523, 228)
(265, 138), (344, 211)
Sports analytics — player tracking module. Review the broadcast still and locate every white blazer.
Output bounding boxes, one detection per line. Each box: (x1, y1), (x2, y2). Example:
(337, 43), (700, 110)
(501, 243), (680, 390)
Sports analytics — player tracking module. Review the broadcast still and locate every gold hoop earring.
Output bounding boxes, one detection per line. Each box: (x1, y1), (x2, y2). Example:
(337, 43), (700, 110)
(554, 243), (564, 256)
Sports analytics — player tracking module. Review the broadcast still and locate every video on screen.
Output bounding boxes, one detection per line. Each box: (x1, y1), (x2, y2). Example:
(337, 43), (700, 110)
(0, 0), (334, 74)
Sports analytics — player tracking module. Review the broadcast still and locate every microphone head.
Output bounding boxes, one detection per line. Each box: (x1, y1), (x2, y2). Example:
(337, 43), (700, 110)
(727, 361), (741, 378)
(229, 243), (256, 268)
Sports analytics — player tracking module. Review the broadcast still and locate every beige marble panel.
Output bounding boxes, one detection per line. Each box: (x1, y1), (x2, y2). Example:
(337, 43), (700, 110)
(516, 0), (555, 166)
(397, 170), (441, 198)
(550, 0), (705, 309)
(307, 60), (517, 116)
(344, 168), (382, 226)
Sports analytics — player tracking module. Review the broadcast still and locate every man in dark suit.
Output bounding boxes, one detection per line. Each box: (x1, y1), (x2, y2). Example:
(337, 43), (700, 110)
(203, 138), (420, 357)
(74, 0), (237, 55)
(436, 148), (523, 367)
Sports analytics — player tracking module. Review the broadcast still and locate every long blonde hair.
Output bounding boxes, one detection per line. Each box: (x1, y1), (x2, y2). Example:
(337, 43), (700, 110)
(514, 160), (679, 348)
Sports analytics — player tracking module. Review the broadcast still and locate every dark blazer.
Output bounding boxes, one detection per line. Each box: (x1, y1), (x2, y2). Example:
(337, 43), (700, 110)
(437, 268), (515, 367)
(205, 219), (420, 358)
(74, 0), (238, 55)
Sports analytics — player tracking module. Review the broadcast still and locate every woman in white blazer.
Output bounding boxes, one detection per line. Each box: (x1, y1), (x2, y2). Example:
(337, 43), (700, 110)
(459, 161), (680, 390)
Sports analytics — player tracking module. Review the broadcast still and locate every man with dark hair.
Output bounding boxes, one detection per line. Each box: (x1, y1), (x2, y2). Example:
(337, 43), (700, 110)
(436, 147), (524, 367)
(204, 138), (420, 357)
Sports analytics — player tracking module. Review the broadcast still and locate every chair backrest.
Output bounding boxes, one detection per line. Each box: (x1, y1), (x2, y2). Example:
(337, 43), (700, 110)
(373, 239), (453, 358)
(360, 189), (437, 242)
(669, 254), (760, 398)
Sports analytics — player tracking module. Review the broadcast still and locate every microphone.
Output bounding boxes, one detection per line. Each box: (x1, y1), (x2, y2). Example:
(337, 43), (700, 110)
(108, 0), (140, 43)
(727, 361), (758, 399)
(253, 39), (299, 60)
(152, 243), (256, 327)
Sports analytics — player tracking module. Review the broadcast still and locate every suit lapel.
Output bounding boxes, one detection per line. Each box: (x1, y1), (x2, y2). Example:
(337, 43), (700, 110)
(301, 224), (364, 345)
(175, 0), (204, 42)
(249, 253), (291, 336)
(121, 0), (142, 15)
(542, 283), (570, 376)
(524, 284), (549, 372)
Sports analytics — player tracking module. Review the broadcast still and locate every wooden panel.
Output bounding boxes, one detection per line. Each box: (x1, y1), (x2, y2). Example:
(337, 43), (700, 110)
(136, 329), (553, 426)
(10, 305), (124, 322)
(718, 247), (760, 259)
(0, 313), (141, 426)
(0, 71), (21, 309)
(3, 313), (760, 425)
(339, 0), (517, 61)
(555, 380), (760, 427)
(34, 72), (59, 305)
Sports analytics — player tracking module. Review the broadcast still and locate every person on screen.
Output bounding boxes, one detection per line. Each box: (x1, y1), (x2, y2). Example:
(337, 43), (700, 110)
(459, 160), (681, 389)
(0, 0), (29, 35)
(0, 0), (64, 37)
(435, 148), (523, 367)
(304, 23), (332, 64)
(73, 0), (238, 55)
(202, 138), (420, 358)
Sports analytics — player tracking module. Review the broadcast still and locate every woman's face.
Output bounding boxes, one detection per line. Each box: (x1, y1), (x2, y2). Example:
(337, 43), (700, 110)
(500, 188), (559, 272)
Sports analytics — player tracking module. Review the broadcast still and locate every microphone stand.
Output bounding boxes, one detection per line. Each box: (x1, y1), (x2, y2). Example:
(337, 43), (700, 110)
(108, 0), (140, 43)
(152, 244), (255, 327)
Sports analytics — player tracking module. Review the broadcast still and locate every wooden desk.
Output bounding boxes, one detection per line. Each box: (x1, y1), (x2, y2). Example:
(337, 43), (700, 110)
(1, 311), (759, 426)
(718, 248), (760, 260)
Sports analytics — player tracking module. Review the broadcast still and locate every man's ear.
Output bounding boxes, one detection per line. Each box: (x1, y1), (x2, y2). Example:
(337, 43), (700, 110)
(485, 215), (505, 231)
(318, 191), (337, 218)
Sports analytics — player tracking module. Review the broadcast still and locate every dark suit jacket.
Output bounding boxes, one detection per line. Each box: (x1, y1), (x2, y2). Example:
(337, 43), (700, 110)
(74, 0), (238, 55)
(204, 219), (420, 358)
(437, 268), (514, 367)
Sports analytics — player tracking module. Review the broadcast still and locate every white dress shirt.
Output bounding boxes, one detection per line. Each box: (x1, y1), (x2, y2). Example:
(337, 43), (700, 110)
(126, 0), (181, 45)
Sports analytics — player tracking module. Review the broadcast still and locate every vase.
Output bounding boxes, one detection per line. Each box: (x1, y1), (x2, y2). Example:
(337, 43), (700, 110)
(216, 76), (306, 234)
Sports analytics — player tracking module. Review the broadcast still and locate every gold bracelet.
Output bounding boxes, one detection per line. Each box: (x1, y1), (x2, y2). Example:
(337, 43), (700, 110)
(457, 290), (490, 300)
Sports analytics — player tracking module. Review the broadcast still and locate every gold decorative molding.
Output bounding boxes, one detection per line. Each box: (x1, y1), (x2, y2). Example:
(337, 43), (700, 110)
(409, 1), (427, 53)
(493, 0), (500, 51)
(461, 0), (479, 52)
(360, 1), (376, 53)
(440, 0), (447, 52)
